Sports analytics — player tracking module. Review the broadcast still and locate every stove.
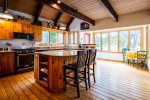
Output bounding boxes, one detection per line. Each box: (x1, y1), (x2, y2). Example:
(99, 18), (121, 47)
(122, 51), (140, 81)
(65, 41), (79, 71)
(13, 48), (35, 73)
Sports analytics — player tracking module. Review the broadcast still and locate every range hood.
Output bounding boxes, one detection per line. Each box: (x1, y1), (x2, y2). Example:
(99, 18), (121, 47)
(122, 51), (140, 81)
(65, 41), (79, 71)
(0, 0), (13, 19)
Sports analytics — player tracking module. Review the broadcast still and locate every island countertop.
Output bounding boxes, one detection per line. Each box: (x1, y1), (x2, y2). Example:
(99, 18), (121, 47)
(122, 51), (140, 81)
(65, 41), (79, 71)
(35, 49), (87, 57)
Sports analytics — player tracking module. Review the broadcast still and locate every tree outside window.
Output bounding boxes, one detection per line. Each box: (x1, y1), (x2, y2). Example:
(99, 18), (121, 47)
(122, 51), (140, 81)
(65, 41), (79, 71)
(42, 31), (49, 44)
(50, 32), (57, 44)
(119, 31), (128, 51)
(130, 30), (141, 51)
(102, 33), (108, 51)
(94, 33), (101, 50)
(110, 32), (118, 52)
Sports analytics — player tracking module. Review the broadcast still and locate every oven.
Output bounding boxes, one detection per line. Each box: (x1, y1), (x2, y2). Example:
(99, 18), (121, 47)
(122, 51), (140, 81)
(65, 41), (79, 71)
(14, 49), (34, 73)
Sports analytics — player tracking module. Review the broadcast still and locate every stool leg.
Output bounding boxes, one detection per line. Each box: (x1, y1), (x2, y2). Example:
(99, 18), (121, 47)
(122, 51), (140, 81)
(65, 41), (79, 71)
(93, 63), (96, 83)
(84, 67), (88, 90)
(76, 71), (80, 98)
(88, 65), (91, 88)
(64, 69), (67, 91)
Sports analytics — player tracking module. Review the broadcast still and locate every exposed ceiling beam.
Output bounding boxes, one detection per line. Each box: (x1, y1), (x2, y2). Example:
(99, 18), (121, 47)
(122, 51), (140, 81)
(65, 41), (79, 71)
(33, 0), (44, 25)
(66, 17), (74, 31)
(44, 0), (95, 25)
(99, 0), (118, 22)
(54, 12), (62, 27)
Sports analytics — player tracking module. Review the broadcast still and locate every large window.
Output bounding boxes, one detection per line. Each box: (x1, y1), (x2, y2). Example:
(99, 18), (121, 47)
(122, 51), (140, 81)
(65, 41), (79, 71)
(42, 31), (65, 44)
(94, 27), (143, 53)
(94, 33), (101, 50)
(130, 30), (141, 51)
(102, 33), (109, 51)
(119, 31), (128, 51)
(110, 32), (118, 52)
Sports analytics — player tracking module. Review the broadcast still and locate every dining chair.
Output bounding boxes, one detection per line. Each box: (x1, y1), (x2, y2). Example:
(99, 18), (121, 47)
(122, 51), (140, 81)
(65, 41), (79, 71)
(122, 48), (129, 63)
(133, 51), (148, 70)
(63, 50), (88, 98)
(87, 49), (97, 88)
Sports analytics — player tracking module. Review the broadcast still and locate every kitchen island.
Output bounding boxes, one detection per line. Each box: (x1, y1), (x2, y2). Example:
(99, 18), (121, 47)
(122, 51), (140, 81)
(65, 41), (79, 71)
(34, 50), (81, 93)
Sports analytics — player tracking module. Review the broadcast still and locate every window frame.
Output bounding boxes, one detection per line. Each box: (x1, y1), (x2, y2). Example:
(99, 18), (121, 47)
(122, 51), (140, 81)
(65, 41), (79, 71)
(93, 27), (144, 53)
(42, 28), (67, 45)
(69, 31), (79, 44)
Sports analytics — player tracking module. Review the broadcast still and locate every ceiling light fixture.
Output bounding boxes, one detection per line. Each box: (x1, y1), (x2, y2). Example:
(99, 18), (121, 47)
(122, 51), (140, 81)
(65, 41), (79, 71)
(57, 0), (61, 4)
(0, 0), (13, 19)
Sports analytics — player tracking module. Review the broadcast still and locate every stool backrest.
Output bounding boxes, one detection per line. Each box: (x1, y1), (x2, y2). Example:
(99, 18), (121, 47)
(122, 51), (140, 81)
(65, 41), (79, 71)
(88, 49), (97, 65)
(77, 50), (88, 69)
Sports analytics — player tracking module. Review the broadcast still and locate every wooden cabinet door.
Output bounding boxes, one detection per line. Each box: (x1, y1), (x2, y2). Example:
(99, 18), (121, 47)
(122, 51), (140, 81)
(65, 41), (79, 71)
(34, 25), (42, 41)
(0, 21), (13, 40)
(0, 53), (15, 77)
(13, 22), (22, 32)
(5, 21), (13, 39)
(22, 24), (33, 33)
(0, 21), (5, 39)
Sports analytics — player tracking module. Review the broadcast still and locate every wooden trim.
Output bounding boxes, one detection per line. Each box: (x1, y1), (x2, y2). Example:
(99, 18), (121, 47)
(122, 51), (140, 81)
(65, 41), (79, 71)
(54, 12), (63, 27)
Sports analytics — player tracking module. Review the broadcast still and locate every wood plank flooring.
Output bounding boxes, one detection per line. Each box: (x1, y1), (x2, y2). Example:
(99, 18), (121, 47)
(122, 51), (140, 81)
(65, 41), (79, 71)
(1, 60), (150, 100)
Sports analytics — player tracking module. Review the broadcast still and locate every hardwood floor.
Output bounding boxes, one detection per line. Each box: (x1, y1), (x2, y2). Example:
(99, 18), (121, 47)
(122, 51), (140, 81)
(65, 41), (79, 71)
(0, 60), (150, 100)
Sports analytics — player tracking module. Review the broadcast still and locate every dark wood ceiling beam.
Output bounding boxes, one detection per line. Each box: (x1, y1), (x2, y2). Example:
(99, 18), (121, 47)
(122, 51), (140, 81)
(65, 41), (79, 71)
(54, 12), (62, 27)
(66, 17), (74, 31)
(33, 0), (44, 25)
(44, 0), (95, 25)
(99, 0), (118, 21)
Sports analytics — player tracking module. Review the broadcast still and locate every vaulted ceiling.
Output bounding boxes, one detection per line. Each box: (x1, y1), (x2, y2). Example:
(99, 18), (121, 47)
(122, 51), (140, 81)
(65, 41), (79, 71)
(0, 0), (150, 26)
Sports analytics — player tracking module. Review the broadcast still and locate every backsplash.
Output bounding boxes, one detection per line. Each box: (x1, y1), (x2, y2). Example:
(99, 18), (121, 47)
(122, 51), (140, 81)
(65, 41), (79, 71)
(0, 39), (34, 49)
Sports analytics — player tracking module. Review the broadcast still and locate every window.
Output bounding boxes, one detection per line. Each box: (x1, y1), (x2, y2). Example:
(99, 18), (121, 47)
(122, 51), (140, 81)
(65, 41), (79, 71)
(58, 32), (64, 44)
(94, 33), (101, 50)
(42, 31), (49, 43)
(119, 31), (128, 51)
(70, 33), (74, 44)
(102, 33), (108, 51)
(110, 32), (118, 52)
(50, 32), (57, 44)
(69, 31), (78, 44)
(130, 30), (141, 51)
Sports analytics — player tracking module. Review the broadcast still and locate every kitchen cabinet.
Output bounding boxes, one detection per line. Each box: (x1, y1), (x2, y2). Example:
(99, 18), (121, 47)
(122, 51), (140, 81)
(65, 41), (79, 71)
(0, 20), (13, 40)
(22, 24), (33, 33)
(34, 25), (42, 41)
(13, 22), (22, 32)
(0, 52), (15, 77)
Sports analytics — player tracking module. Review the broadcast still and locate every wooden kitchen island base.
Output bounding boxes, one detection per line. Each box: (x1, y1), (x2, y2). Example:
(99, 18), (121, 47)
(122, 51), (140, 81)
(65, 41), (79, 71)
(34, 50), (78, 93)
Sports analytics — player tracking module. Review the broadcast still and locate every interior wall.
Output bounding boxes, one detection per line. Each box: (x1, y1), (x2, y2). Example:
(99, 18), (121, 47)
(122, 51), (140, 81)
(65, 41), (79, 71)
(89, 10), (150, 31)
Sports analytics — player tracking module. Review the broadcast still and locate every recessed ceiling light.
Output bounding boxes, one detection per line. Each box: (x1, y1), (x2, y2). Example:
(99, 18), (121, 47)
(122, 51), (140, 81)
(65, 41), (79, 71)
(57, 0), (61, 4)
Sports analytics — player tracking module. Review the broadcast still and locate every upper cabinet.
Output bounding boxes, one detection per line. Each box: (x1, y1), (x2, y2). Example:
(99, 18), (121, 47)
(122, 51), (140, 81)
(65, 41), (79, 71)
(33, 26), (42, 41)
(13, 22), (22, 32)
(22, 24), (33, 33)
(0, 20), (13, 40)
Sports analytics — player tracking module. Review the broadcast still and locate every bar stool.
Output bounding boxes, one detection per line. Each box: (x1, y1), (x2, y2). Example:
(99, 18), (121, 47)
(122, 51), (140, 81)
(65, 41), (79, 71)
(63, 50), (88, 98)
(87, 49), (97, 88)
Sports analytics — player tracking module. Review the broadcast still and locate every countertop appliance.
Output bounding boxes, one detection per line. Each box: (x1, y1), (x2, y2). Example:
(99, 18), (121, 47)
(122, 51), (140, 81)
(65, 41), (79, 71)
(13, 48), (35, 73)
(13, 32), (34, 41)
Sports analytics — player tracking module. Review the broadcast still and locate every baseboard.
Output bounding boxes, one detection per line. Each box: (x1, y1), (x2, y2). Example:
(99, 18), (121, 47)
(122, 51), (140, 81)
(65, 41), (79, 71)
(96, 58), (123, 62)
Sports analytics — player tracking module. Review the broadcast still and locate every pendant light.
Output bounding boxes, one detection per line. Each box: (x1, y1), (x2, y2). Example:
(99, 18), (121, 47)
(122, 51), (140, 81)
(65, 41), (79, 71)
(0, 0), (13, 19)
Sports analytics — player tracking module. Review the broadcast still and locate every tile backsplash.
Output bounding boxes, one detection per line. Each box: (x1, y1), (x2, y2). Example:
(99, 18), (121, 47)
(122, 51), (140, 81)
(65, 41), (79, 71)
(0, 39), (34, 49)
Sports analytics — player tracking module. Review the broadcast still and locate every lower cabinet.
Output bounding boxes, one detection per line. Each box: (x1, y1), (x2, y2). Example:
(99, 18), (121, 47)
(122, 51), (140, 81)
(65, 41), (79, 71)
(0, 52), (15, 77)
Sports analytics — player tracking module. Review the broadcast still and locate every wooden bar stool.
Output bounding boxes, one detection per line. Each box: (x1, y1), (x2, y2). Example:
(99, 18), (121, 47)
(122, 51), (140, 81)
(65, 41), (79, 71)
(63, 50), (88, 98)
(87, 49), (97, 88)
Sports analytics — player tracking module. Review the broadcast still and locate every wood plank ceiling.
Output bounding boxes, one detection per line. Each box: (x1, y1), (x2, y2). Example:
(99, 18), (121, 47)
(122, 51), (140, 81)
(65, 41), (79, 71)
(63, 0), (150, 20)
(0, 0), (150, 24)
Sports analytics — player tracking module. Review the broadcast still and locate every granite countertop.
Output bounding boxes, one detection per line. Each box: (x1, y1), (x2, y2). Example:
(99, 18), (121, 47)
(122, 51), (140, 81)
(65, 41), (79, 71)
(0, 50), (15, 53)
(35, 50), (83, 57)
